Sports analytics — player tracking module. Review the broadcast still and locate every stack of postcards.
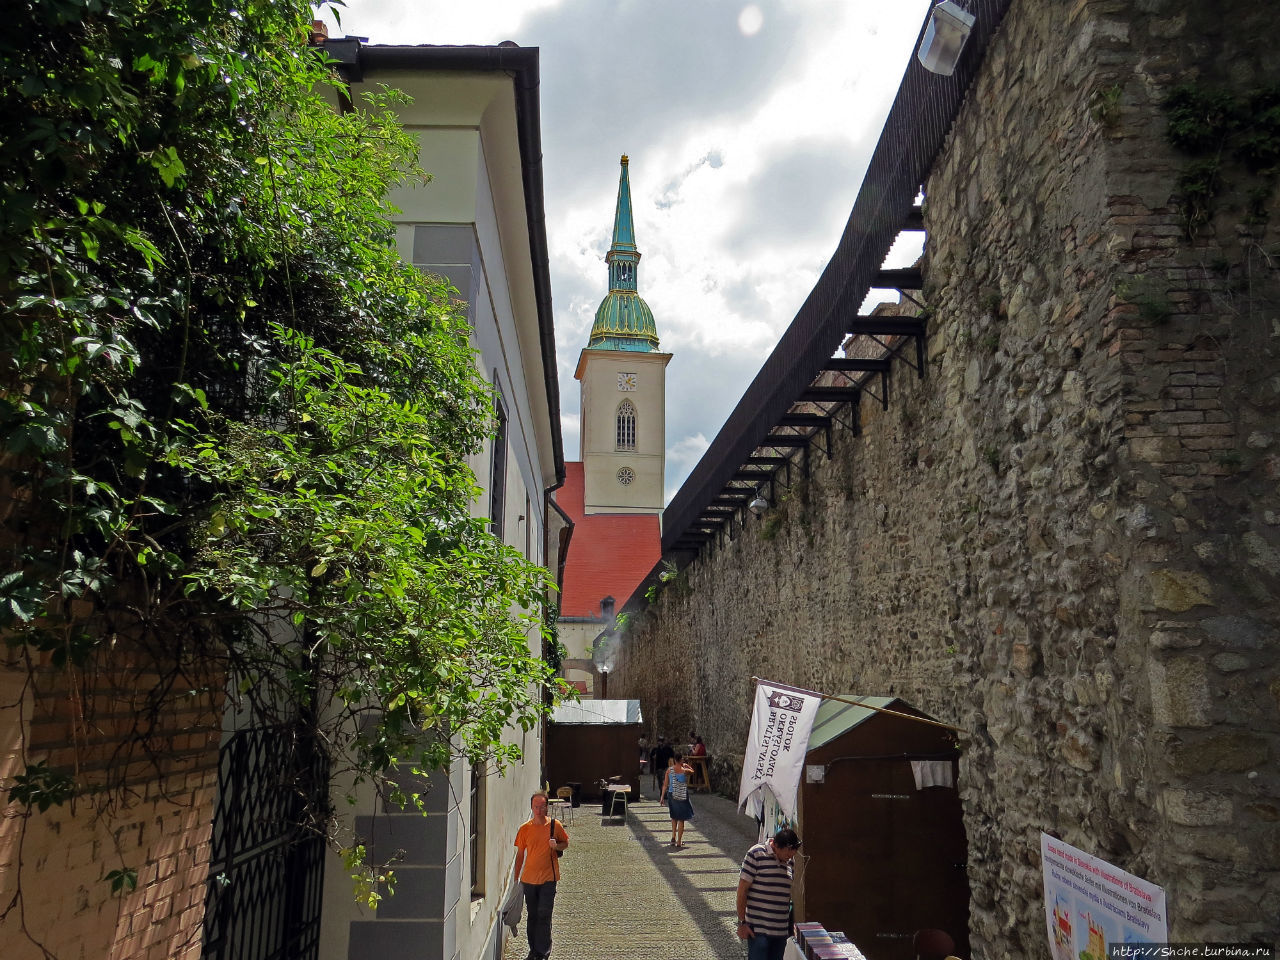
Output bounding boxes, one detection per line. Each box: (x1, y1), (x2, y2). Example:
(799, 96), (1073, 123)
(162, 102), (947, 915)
(793, 922), (865, 960)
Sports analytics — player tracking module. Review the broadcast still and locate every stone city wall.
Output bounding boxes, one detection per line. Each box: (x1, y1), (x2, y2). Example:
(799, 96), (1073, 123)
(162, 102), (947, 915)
(613, 0), (1279, 952)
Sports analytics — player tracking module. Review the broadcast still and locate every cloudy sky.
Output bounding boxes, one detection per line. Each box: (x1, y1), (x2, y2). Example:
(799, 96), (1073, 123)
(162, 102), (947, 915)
(328, 0), (932, 500)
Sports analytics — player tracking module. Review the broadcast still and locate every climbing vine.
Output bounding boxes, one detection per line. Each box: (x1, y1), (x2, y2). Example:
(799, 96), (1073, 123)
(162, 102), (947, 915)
(1164, 82), (1280, 235)
(0, 0), (562, 916)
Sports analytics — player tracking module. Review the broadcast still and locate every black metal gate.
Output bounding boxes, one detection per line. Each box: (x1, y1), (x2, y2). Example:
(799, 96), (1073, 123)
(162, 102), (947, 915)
(202, 726), (328, 960)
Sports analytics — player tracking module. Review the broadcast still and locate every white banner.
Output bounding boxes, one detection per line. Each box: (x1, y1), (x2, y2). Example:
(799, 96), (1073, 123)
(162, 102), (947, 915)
(1041, 833), (1168, 960)
(737, 679), (822, 822)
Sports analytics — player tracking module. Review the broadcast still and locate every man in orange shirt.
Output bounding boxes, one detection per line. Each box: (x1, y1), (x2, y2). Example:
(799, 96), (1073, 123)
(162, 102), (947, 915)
(512, 792), (569, 960)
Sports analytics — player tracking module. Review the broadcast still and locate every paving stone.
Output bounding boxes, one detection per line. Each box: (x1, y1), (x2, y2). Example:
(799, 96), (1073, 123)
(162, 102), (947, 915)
(503, 785), (758, 960)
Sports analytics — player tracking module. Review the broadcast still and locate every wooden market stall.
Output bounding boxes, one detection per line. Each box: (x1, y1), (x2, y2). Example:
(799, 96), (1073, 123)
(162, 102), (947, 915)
(787, 695), (970, 960)
(545, 699), (644, 803)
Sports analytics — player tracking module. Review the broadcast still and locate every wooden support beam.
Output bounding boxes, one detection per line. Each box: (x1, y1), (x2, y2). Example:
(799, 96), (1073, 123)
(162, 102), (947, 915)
(846, 315), (926, 337)
(778, 414), (830, 428)
(800, 386), (860, 403)
(823, 358), (891, 374)
(758, 437), (809, 449)
(871, 267), (923, 289)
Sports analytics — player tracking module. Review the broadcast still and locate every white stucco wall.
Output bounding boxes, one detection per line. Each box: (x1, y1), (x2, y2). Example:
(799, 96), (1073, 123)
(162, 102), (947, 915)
(318, 62), (556, 960)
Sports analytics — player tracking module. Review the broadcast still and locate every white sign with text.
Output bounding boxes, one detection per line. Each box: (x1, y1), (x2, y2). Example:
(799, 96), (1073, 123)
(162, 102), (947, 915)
(1042, 833), (1168, 960)
(737, 679), (821, 821)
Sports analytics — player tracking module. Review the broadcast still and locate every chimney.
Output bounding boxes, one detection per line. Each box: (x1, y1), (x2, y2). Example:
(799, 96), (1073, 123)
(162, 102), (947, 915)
(600, 596), (616, 622)
(309, 19), (329, 45)
(598, 669), (608, 700)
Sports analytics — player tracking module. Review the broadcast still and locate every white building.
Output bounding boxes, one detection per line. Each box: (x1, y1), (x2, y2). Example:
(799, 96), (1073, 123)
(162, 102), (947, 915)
(314, 38), (567, 960)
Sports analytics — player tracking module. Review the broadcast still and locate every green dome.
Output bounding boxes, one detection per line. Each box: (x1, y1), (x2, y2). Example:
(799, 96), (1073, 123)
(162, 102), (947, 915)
(590, 291), (660, 351)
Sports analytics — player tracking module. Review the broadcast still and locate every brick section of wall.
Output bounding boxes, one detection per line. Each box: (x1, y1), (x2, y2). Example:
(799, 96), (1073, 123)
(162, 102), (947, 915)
(613, 0), (1280, 954)
(1, 641), (223, 960)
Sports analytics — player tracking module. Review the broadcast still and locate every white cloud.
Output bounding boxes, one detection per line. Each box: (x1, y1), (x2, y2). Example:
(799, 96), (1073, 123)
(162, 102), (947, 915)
(560, 411), (581, 465)
(337, 0), (933, 502)
(322, 0), (563, 44)
(665, 433), (711, 502)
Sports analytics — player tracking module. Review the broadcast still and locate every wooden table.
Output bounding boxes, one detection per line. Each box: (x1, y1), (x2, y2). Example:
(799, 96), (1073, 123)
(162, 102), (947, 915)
(682, 755), (711, 792)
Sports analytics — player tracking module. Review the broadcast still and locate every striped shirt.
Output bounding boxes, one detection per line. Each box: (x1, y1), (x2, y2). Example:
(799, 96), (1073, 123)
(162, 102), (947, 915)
(739, 841), (793, 937)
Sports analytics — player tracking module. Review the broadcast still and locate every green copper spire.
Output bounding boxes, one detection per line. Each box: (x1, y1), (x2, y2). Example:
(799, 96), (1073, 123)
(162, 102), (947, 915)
(611, 155), (637, 253)
(589, 155), (660, 352)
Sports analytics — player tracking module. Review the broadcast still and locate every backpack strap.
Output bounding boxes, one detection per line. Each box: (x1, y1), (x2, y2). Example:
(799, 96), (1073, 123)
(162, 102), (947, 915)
(549, 818), (560, 881)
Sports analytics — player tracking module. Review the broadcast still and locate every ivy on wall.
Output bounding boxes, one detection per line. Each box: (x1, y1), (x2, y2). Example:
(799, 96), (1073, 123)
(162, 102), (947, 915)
(1164, 82), (1280, 235)
(1, 0), (563, 903)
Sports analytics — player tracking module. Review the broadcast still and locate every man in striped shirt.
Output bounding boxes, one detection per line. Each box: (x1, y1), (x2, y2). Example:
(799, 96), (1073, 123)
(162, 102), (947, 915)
(736, 827), (802, 960)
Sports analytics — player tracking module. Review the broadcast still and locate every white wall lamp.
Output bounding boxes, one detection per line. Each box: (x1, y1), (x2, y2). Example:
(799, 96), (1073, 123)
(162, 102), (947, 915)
(916, 1), (976, 77)
(748, 490), (770, 516)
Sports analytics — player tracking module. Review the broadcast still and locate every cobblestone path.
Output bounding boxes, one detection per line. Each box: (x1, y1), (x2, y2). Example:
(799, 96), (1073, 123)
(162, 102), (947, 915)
(503, 784), (759, 960)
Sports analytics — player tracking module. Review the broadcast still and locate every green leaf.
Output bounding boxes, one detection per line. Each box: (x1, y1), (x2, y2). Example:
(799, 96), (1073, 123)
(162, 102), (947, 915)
(150, 146), (186, 187)
(106, 868), (138, 895)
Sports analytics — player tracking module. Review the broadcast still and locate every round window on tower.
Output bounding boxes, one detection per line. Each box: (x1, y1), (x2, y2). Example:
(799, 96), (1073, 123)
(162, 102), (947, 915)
(616, 466), (635, 486)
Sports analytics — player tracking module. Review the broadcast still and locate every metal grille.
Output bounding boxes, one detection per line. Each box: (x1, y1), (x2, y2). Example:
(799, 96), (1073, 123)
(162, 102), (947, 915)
(658, 0), (1014, 556)
(202, 726), (328, 960)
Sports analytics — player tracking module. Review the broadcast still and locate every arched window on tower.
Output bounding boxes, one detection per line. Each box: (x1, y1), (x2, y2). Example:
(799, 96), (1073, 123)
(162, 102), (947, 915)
(616, 399), (636, 451)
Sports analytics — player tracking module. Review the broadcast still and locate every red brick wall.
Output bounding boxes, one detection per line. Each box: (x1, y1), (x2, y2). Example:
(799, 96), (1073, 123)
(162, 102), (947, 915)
(1, 642), (222, 960)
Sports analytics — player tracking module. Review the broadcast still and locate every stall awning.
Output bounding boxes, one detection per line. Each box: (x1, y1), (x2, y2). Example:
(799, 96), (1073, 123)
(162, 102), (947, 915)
(549, 699), (643, 725)
(806, 695), (904, 751)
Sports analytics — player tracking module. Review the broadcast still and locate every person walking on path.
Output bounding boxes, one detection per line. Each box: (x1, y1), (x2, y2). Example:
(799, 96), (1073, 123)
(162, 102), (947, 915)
(513, 792), (570, 960)
(659, 756), (696, 848)
(735, 827), (802, 960)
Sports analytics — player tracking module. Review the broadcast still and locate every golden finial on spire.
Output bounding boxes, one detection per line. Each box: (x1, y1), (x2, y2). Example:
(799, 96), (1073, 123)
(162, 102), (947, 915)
(620, 154), (629, 165)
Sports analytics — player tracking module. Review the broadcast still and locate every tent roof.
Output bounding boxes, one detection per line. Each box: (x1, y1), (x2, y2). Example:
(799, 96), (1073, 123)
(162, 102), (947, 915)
(807, 695), (906, 751)
(550, 699), (643, 725)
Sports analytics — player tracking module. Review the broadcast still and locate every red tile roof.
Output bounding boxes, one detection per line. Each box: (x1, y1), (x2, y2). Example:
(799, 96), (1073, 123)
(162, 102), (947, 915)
(556, 462), (662, 619)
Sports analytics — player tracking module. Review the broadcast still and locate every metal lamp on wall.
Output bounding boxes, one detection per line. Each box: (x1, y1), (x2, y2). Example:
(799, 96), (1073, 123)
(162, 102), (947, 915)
(916, 1), (976, 76)
(748, 491), (769, 516)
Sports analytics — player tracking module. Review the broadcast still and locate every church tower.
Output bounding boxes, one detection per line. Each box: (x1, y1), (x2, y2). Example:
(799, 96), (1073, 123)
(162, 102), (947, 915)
(575, 156), (672, 515)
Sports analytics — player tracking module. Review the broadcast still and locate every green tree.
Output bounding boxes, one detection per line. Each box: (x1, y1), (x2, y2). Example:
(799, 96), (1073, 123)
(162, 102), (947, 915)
(1, 0), (561, 873)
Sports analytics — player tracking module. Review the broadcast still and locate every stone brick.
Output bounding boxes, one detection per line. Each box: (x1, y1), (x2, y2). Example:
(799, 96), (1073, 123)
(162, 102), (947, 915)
(1167, 731), (1269, 775)
(1151, 410), (1204, 424)
(1149, 656), (1214, 728)
(1148, 569), (1213, 611)
(1210, 652), (1250, 672)
(1130, 435), (1181, 462)
(1178, 422), (1233, 437)
(1161, 789), (1234, 826)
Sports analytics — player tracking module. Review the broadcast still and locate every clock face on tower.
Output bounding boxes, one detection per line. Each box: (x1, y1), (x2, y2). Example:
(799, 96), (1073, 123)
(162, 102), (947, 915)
(617, 372), (637, 391)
